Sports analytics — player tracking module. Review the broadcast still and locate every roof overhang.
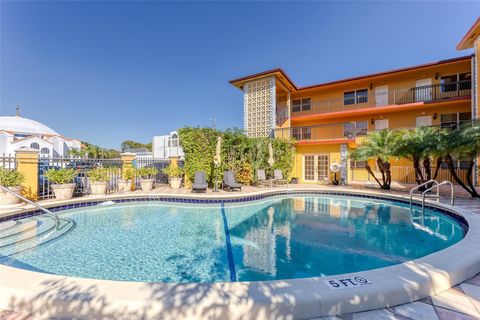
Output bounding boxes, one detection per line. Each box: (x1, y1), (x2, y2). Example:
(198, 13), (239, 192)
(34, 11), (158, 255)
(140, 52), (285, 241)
(229, 68), (297, 92)
(457, 17), (480, 50)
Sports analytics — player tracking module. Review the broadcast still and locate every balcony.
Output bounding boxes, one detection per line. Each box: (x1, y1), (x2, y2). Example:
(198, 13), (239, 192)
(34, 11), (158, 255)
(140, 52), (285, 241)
(291, 80), (471, 118)
(274, 123), (363, 144)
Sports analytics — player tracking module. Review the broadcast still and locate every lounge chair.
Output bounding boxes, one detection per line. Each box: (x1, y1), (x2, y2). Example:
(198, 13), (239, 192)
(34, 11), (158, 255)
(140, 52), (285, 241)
(192, 171), (208, 193)
(273, 170), (288, 187)
(257, 169), (270, 187)
(223, 171), (242, 191)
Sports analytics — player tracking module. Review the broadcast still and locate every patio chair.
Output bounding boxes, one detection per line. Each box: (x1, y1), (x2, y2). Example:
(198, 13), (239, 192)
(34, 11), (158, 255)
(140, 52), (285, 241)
(273, 170), (288, 187)
(223, 171), (242, 192)
(257, 169), (270, 187)
(192, 171), (208, 193)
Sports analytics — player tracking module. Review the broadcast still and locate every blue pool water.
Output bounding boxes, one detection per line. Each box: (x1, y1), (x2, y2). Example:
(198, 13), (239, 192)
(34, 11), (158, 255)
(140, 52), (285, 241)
(0, 194), (465, 283)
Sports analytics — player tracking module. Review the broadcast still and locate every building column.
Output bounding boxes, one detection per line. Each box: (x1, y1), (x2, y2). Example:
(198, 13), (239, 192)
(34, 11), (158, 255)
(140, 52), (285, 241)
(120, 152), (136, 191)
(15, 148), (39, 200)
(340, 144), (348, 185)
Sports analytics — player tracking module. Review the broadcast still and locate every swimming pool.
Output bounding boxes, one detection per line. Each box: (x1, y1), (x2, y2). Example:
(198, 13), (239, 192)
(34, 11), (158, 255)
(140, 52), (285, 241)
(0, 193), (465, 283)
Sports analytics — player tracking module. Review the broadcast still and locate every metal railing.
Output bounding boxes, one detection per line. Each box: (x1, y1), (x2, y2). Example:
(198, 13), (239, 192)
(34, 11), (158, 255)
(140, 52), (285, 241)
(0, 154), (16, 169)
(410, 179), (437, 210)
(274, 122), (362, 142)
(421, 181), (454, 213)
(133, 157), (171, 187)
(291, 80), (471, 116)
(0, 185), (59, 229)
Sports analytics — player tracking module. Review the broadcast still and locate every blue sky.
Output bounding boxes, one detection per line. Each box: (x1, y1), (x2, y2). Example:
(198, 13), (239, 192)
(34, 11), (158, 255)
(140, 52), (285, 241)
(1, 1), (478, 149)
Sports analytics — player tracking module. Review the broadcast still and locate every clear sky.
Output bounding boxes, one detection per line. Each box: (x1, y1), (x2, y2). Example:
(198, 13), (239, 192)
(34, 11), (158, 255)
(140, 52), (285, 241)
(1, 1), (478, 149)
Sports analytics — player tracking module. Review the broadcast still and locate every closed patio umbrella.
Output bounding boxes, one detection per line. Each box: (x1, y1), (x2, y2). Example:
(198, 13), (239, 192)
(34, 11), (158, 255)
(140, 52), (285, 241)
(213, 136), (222, 166)
(268, 142), (275, 167)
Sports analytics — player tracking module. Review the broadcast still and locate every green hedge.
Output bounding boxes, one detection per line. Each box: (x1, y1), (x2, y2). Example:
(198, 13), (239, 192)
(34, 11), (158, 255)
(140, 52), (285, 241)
(179, 127), (295, 186)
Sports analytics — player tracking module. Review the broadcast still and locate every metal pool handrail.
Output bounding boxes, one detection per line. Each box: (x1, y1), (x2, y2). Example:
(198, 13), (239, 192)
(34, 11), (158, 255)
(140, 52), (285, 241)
(422, 181), (454, 213)
(0, 185), (59, 230)
(410, 179), (438, 210)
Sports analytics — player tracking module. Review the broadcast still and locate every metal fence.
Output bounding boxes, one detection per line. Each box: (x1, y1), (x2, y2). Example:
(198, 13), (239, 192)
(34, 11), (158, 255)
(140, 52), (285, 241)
(0, 154), (16, 169)
(351, 166), (469, 185)
(38, 158), (123, 199)
(133, 158), (173, 187)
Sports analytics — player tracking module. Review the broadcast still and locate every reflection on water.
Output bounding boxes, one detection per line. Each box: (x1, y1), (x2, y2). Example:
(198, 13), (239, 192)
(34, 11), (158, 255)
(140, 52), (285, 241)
(226, 196), (464, 281)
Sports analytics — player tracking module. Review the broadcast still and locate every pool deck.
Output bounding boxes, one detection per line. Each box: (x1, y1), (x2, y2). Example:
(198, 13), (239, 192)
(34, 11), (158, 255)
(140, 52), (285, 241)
(1, 184), (480, 320)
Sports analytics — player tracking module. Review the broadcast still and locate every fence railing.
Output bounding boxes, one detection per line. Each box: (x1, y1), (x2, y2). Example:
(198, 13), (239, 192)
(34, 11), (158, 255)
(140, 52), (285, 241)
(274, 122), (361, 142)
(351, 166), (469, 185)
(291, 80), (471, 116)
(0, 154), (16, 169)
(133, 158), (172, 188)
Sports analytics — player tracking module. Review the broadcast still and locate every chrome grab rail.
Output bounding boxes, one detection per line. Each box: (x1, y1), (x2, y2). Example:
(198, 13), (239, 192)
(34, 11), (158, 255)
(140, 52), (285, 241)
(422, 181), (454, 213)
(0, 185), (59, 230)
(410, 179), (438, 210)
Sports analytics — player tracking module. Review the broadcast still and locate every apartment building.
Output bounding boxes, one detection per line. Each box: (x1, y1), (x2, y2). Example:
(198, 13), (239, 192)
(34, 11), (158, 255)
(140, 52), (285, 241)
(230, 17), (480, 186)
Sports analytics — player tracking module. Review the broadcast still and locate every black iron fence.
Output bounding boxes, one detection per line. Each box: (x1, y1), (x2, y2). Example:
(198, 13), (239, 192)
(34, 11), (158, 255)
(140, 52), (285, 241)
(133, 158), (173, 188)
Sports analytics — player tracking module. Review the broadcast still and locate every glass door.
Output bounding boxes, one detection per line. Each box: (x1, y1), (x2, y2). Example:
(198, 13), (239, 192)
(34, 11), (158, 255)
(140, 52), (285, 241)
(303, 154), (329, 182)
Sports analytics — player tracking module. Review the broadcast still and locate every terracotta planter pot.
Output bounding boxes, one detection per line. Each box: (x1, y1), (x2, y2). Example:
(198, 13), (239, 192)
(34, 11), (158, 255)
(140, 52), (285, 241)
(140, 179), (154, 191)
(51, 183), (75, 200)
(117, 179), (130, 192)
(169, 177), (182, 189)
(90, 181), (108, 195)
(0, 186), (21, 205)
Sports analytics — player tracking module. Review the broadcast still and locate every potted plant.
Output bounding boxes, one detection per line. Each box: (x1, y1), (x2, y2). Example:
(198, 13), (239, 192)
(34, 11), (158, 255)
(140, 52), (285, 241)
(117, 167), (134, 193)
(88, 167), (110, 195)
(136, 167), (158, 191)
(44, 168), (77, 200)
(0, 168), (25, 205)
(162, 163), (184, 189)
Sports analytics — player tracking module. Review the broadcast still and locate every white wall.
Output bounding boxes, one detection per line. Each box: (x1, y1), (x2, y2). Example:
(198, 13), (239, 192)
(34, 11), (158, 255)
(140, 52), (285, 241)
(152, 131), (184, 159)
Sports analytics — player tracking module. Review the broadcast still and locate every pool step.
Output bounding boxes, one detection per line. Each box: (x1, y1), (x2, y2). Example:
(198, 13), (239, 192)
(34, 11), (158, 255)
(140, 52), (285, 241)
(0, 217), (75, 256)
(0, 219), (39, 239)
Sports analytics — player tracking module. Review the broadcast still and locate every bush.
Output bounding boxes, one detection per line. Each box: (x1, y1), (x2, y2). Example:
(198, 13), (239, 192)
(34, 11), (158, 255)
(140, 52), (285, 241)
(179, 127), (296, 186)
(162, 163), (184, 178)
(0, 168), (25, 187)
(122, 167), (135, 180)
(44, 168), (76, 184)
(136, 167), (158, 179)
(88, 167), (111, 183)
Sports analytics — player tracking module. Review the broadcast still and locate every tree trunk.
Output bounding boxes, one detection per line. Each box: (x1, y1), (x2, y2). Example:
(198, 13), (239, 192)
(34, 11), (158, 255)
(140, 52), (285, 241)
(383, 161), (392, 190)
(423, 157), (431, 181)
(376, 158), (387, 188)
(413, 156), (424, 183)
(433, 157), (442, 180)
(365, 164), (383, 188)
(445, 155), (477, 198)
(465, 159), (480, 198)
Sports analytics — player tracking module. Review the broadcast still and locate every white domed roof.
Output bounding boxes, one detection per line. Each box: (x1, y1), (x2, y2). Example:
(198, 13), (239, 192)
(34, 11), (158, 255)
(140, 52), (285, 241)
(0, 116), (60, 136)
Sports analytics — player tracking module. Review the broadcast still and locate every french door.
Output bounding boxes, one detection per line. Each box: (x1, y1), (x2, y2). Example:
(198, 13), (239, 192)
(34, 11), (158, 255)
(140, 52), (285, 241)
(303, 154), (329, 182)
(415, 78), (432, 102)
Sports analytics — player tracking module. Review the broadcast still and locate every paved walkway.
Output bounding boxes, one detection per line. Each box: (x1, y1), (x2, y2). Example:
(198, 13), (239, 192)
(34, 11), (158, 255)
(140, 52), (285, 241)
(1, 185), (480, 320)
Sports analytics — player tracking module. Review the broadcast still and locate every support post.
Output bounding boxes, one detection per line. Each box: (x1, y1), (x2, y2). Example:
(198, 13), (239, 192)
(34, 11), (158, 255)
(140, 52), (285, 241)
(120, 152), (136, 191)
(15, 148), (39, 201)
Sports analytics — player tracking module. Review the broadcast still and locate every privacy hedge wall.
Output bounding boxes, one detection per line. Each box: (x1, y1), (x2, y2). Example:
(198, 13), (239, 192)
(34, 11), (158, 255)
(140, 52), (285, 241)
(178, 127), (296, 186)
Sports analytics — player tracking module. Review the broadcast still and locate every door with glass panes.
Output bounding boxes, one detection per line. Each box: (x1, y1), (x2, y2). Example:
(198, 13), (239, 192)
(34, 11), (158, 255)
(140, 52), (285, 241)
(303, 154), (329, 182)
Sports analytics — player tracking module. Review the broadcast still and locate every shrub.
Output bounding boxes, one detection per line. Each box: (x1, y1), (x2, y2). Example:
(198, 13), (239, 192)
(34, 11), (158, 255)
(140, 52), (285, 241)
(122, 167), (135, 180)
(0, 168), (25, 187)
(44, 168), (76, 184)
(136, 167), (158, 179)
(162, 163), (184, 178)
(88, 167), (111, 183)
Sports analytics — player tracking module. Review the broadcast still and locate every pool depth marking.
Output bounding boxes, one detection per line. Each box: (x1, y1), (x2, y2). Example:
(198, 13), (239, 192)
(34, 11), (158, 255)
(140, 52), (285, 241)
(220, 202), (237, 282)
(324, 276), (373, 289)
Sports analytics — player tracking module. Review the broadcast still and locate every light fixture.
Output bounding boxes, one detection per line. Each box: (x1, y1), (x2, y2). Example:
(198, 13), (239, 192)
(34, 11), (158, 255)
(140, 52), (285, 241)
(433, 112), (438, 120)
(371, 118), (375, 124)
(370, 83), (373, 90)
(435, 73), (440, 80)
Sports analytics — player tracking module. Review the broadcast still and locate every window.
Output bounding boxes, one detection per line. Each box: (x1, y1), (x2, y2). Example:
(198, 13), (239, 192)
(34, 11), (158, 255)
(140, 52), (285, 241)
(351, 161), (366, 169)
(344, 121), (368, 137)
(40, 147), (50, 155)
(291, 98), (311, 112)
(416, 116), (432, 127)
(30, 142), (40, 150)
(441, 73), (471, 92)
(344, 89), (368, 105)
(440, 112), (471, 129)
(374, 119), (389, 130)
(355, 121), (368, 136)
(292, 127), (311, 140)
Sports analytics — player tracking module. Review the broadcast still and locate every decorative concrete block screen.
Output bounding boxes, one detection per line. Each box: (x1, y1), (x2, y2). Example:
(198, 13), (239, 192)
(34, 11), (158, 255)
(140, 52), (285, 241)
(244, 76), (276, 138)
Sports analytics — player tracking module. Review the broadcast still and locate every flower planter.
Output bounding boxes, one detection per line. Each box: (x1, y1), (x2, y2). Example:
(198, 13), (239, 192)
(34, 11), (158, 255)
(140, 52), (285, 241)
(169, 177), (182, 189)
(117, 179), (131, 192)
(51, 183), (75, 200)
(140, 179), (154, 191)
(90, 181), (108, 195)
(0, 186), (21, 205)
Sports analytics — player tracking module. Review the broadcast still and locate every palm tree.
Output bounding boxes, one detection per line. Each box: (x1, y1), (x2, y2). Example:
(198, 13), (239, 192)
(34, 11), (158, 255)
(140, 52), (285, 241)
(350, 129), (400, 190)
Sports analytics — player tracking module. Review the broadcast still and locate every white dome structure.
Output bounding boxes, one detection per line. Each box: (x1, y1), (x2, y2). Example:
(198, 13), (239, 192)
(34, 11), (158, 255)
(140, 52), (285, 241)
(0, 116), (59, 136)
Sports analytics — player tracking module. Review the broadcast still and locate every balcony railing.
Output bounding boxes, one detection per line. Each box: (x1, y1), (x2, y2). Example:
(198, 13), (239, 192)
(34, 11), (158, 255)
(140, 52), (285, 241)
(291, 80), (471, 116)
(274, 123), (363, 143)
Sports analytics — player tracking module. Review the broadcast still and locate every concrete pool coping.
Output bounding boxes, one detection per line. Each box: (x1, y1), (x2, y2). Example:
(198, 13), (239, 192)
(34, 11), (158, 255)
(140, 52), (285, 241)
(1, 187), (479, 319)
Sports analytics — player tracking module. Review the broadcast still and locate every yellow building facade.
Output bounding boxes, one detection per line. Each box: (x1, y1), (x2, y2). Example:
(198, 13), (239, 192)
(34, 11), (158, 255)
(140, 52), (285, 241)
(231, 18), (480, 186)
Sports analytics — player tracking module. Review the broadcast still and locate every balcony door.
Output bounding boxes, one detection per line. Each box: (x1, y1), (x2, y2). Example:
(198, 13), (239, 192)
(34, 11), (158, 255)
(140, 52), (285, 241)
(303, 154), (329, 182)
(415, 78), (432, 102)
(375, 85), (389, 106)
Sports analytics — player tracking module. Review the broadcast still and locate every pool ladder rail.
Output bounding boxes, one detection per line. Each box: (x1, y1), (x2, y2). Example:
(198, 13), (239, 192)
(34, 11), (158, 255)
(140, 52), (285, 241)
(409, 179), (455, 214)
(0, 185), (60, 230)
